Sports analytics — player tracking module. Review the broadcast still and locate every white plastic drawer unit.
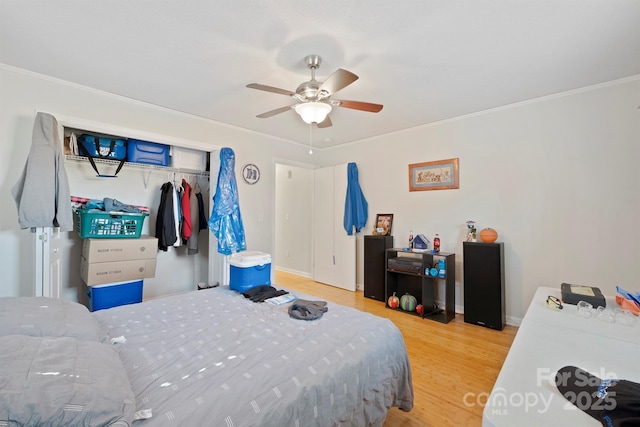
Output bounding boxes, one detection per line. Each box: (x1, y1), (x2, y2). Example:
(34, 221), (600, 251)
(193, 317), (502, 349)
(170, 146), (207, 171)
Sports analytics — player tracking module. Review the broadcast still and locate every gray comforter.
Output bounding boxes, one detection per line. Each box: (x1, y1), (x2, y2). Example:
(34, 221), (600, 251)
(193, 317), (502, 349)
(93, 286), (413, 427)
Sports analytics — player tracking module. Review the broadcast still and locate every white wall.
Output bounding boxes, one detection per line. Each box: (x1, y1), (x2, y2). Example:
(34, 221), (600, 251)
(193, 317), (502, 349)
(314, 77), (640, 321)
(274, 163), (313, 277)
(0, 65), (313, 298)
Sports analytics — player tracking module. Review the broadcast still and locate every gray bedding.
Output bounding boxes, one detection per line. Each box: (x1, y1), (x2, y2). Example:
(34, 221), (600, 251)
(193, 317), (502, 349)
(0, 296), (105, 341)
(0, 335), (135, 426)
(93, 286), (414, 427)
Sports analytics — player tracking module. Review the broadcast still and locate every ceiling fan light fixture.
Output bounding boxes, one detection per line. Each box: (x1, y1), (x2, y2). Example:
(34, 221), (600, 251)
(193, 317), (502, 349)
(295, 102), (332, 124)
(247, 55), (382, 128)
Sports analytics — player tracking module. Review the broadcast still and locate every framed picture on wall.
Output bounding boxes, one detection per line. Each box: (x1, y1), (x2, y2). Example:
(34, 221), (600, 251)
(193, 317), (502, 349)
(374, 214), (393, 236)
(409, 158), (459, 191)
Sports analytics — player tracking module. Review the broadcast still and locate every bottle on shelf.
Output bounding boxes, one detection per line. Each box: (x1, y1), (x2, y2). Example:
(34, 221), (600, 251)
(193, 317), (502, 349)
(409, 230), (414, 249)
(433, 234), (440, 253)
(438, 259), (446, 278)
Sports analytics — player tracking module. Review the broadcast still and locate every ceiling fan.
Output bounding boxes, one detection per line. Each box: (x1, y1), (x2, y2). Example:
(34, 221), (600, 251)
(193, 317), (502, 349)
(246, 55), (383, 128)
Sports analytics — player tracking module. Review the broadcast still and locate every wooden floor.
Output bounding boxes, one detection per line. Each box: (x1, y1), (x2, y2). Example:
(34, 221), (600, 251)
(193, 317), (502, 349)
(275, 271), (518, 427)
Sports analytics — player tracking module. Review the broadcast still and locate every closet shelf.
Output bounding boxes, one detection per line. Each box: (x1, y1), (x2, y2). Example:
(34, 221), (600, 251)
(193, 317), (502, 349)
(65, 155), (208, 176)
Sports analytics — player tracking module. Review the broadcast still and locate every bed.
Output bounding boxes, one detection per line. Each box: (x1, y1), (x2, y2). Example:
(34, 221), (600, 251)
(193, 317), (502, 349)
(0, 286), (414, 426)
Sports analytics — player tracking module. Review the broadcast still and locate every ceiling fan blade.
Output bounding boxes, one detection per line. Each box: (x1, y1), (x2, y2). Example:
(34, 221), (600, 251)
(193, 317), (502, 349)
(316, 116), (332, 128)
(246, 83), (295, 97)
(318, 69), (358, 96)
(256, 105), (296, 118)
(334, 99), (383, 113)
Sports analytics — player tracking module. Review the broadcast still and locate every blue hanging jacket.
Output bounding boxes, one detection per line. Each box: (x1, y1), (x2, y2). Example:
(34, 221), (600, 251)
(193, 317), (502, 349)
(343, 162), (368, 235)
(208, 148), (247, 255)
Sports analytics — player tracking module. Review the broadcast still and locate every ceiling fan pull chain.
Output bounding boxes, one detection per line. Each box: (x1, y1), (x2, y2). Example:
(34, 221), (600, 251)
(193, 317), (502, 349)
(308, 124), (313, 155)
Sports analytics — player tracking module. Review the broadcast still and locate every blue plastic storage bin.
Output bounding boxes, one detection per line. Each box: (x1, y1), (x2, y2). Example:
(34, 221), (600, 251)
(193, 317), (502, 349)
(127, 139), (170, 166)
(229, 251), (271, 293)
(87, 280), (143, 311)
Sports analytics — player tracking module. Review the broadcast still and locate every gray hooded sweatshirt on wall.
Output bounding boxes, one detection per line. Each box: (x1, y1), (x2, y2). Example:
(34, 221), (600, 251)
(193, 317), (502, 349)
(11, 112), (73, 231)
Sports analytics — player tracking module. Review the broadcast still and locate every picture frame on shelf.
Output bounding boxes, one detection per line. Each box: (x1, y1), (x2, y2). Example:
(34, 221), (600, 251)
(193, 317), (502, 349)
(373, 214), (393, 236)
(408, 158), (459, 191)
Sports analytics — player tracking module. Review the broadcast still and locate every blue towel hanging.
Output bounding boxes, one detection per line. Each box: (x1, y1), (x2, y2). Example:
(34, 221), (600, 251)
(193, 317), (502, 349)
(343, 162), (368, 235)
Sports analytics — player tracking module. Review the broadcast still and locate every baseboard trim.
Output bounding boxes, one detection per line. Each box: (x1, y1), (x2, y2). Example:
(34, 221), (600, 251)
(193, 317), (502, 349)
(274, 266), (311, 278)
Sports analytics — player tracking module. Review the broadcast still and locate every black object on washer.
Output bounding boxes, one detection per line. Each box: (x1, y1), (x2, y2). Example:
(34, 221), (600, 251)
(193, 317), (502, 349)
(560, 283), (606, 308)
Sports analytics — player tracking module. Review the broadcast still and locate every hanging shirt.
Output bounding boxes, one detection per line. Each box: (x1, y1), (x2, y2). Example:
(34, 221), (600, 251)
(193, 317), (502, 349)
(156, 182), (177, 251)
(11, 112), (73, 231)
(343, 162), (368, 235)
(196, 191), (207, 231)
(181, 179), (192, 241)
(172, 183), (181, 247)
(187, 185), (200, 255)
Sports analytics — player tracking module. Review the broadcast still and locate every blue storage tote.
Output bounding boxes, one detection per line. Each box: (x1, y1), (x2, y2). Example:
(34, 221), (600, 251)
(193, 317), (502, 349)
(229, 251), (271, 293)
(127, 139), (170, 166)
(87, 280), (143, 312)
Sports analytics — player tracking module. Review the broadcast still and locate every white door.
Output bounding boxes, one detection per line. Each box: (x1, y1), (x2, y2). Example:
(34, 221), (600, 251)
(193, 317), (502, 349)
(313, 164), (356, 291)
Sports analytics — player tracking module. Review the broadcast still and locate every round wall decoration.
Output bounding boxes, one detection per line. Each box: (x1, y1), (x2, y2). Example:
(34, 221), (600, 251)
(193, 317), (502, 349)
(241, 163), (260, 185)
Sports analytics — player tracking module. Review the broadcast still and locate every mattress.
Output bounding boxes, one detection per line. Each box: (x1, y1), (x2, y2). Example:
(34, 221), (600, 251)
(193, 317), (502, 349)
(92, 286), (414, 426)
(482, 287), (640, 427)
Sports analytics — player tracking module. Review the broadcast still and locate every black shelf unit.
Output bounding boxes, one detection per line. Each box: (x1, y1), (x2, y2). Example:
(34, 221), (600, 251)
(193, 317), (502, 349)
(463, 241), (505, 330)
(385, 248), (455, 323)
(364, 235), (394, 301)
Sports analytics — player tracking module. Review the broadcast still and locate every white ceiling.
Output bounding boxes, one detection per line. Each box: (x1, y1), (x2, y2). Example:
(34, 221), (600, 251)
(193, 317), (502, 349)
(1, 1), (639, 149)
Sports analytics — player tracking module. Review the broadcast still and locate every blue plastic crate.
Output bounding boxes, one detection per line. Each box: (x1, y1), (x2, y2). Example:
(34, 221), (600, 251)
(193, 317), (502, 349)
(127, 139), (170, 166)
(87, 280), (143, 312)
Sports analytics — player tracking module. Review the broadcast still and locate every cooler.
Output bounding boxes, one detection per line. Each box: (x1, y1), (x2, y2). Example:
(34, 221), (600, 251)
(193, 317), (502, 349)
(229, 251), (271, 293)
(87, 280), (143, 312)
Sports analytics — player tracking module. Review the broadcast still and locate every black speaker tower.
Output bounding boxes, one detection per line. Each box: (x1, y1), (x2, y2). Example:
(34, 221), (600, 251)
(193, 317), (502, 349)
(364, 235), (393, 301)
(463, 241), (505, 330)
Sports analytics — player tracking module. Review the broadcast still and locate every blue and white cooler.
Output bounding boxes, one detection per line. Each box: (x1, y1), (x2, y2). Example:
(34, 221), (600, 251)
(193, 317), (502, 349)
(228, 251), (271, 293)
